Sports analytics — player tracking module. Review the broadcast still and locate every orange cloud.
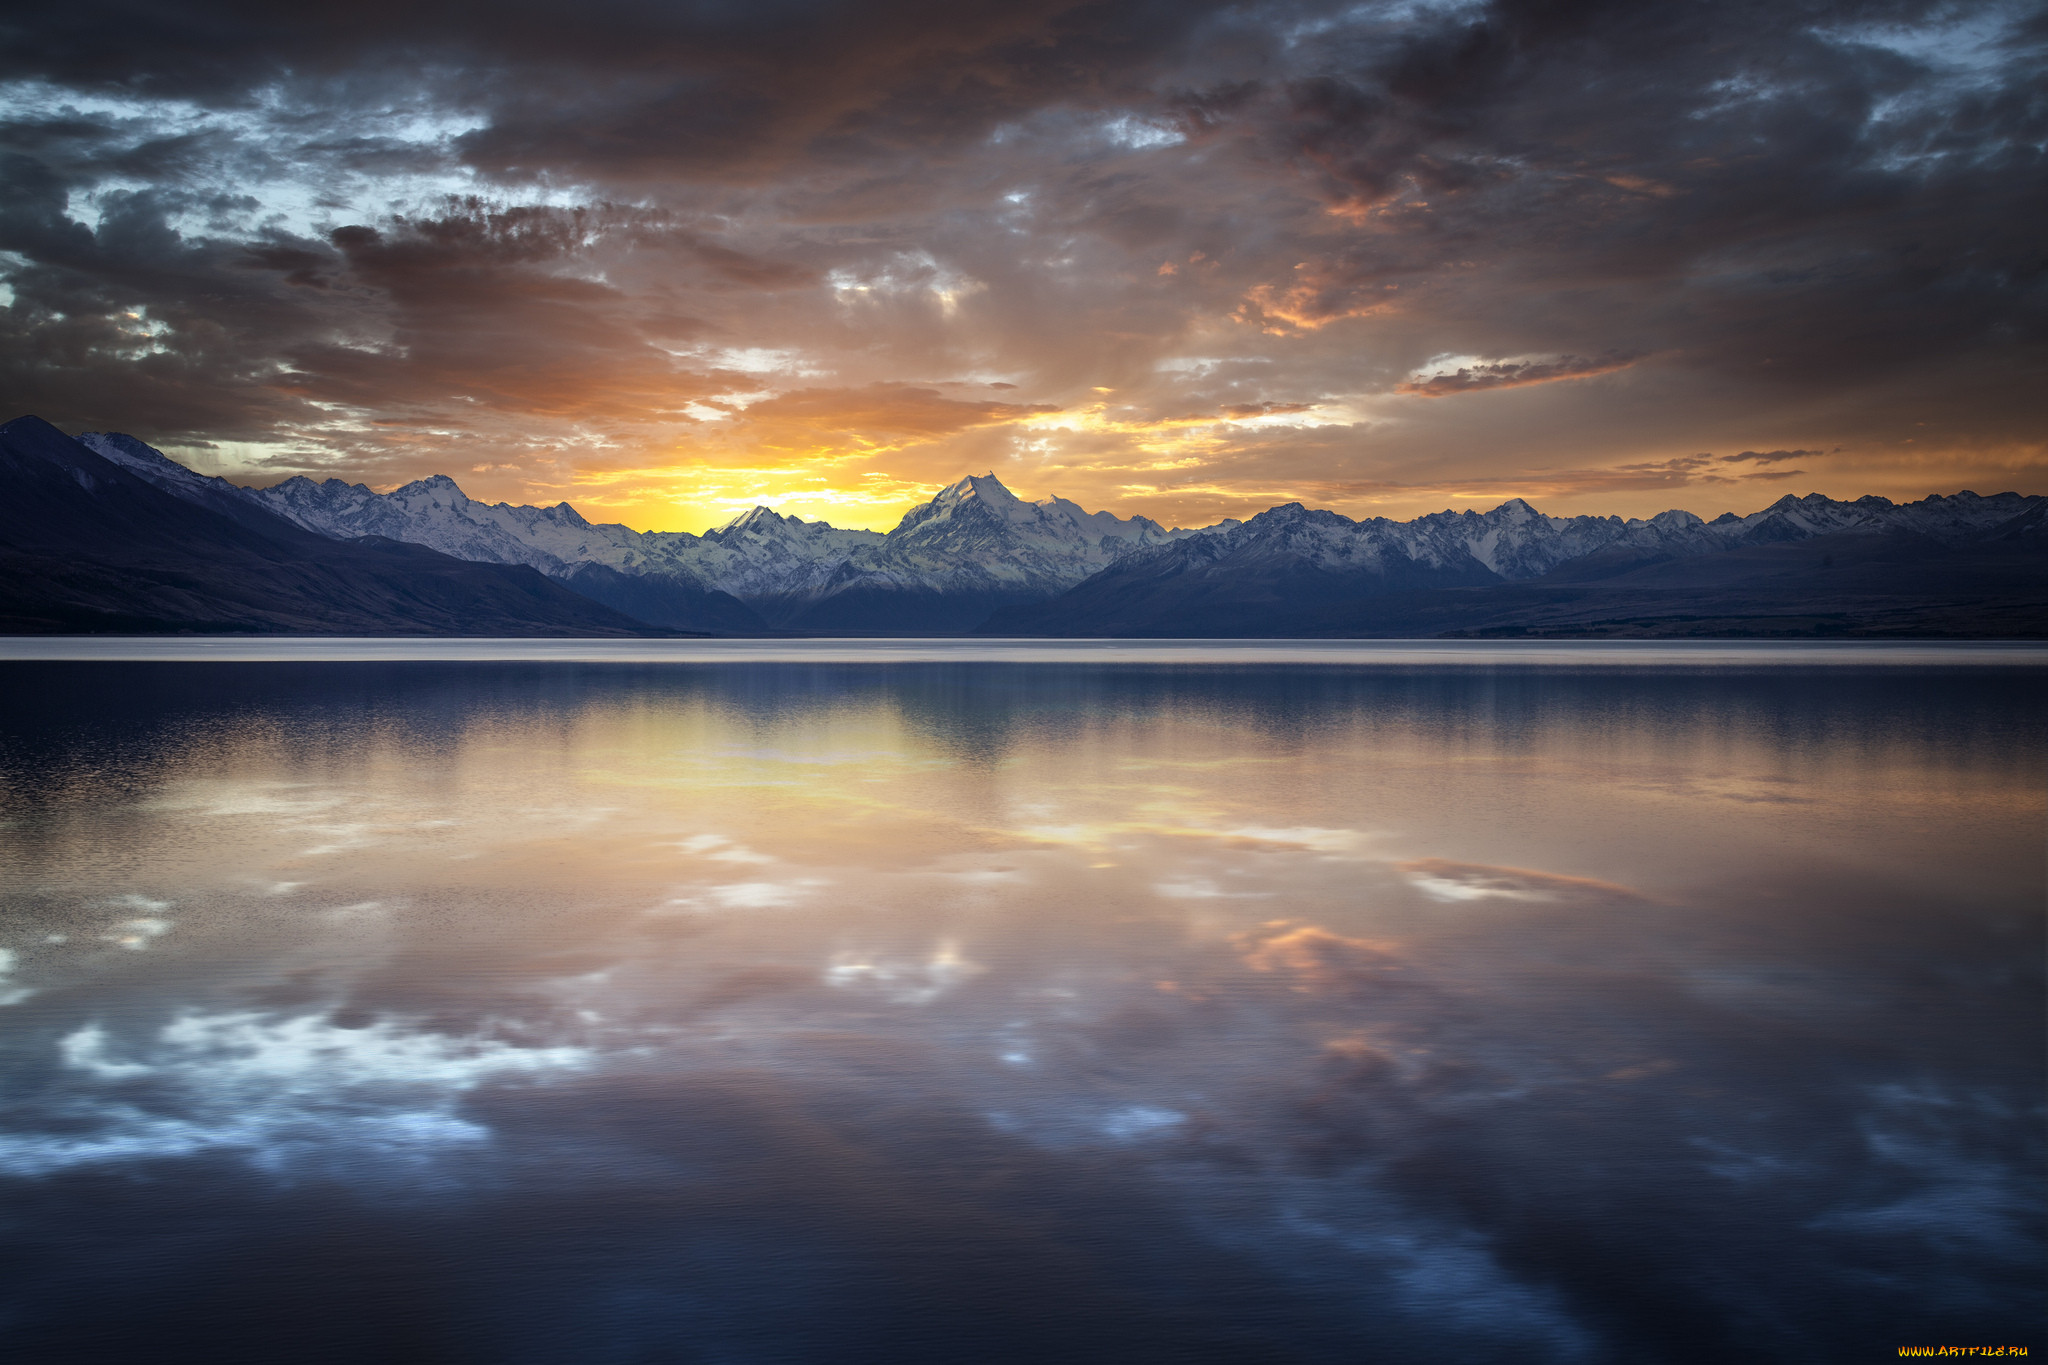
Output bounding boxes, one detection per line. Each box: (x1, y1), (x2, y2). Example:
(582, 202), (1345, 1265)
(1234, 262), (1402, 335)
(1236, 921), (1404, 994)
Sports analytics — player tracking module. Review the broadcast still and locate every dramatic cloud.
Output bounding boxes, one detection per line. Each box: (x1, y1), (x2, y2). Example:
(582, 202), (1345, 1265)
(1, 0), (2041, 530)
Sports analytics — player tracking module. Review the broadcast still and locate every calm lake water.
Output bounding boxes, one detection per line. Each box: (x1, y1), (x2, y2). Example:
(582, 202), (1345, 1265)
(0, 643), (2041, 1363)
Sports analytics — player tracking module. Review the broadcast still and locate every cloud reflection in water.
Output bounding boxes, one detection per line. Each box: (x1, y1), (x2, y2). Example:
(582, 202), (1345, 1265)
(0, 659), (2038, 1362)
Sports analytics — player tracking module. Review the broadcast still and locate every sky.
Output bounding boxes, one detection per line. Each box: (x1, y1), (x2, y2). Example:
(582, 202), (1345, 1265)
(1, 0), (2042, 534)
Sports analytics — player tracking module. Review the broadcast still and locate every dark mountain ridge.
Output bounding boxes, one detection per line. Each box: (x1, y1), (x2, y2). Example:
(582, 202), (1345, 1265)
(0, 416), (668, 636)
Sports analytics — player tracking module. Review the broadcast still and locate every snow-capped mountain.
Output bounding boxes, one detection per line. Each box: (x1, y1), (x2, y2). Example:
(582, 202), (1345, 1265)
(1720, 490), (2036, 545)
(69, 428), (2042, 636)
(685, 507), (886, 622)
(1407, 498), (1702, 578)
(1402, 491), (2039, 580)
(107, 449), (1232, 631)
(769, 474), (1219, 631)
(973, 500), (1508, 637)
(252, 473), (685, 579)
(248, 471), (905, 625)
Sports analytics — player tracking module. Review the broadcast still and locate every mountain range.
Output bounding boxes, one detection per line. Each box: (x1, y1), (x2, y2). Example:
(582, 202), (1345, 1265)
(4, 414), (2043, 637)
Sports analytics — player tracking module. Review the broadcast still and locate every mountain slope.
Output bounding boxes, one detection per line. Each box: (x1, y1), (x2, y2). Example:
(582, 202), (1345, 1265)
(0, 417), (665, 636)
(551, 561), (765, 633)
(78, 432), (285, 534)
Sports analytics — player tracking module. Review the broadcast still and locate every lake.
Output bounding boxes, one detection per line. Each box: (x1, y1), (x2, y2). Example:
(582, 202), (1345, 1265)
(0, 641), (2040, 1362)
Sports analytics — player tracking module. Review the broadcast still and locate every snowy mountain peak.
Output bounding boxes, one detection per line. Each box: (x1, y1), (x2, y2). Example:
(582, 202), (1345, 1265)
(392, 473), (470, 501)
(894, 473), (1027, 535)
(717, 505), (794, 534)
(707, 504), (868, 545)
(940, 473), (1021, 506)
(1246, 502), (1318, 528)
(914, 473), (1033, 526)
(1648, 508), (1706, 530)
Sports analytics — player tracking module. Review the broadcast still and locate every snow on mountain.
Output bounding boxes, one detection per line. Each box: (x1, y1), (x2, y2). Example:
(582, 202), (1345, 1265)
(1722, 490), (2035, 545)
(689, 507), (885, 605)
(78, 432), (278, 531)
(1386, 490), (2039, 584)
(731, 473), (1204, 630)
(255, 474), (666, 578)
(1411, 499), (1646, 578)
(833, 474), (1179, 588)
(1155, 501), (1508, 584)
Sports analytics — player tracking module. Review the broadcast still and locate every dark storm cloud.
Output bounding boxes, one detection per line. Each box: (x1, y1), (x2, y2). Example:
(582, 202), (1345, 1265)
(0, 154), (328, 444)
(0, 0), (1227, 180)
(0, 0), (2040, 520)
(1295, 0), (2045, 379)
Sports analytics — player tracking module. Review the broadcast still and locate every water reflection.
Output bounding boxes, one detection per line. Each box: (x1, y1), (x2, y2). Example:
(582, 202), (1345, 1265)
(0, 660), (2040, 1363)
